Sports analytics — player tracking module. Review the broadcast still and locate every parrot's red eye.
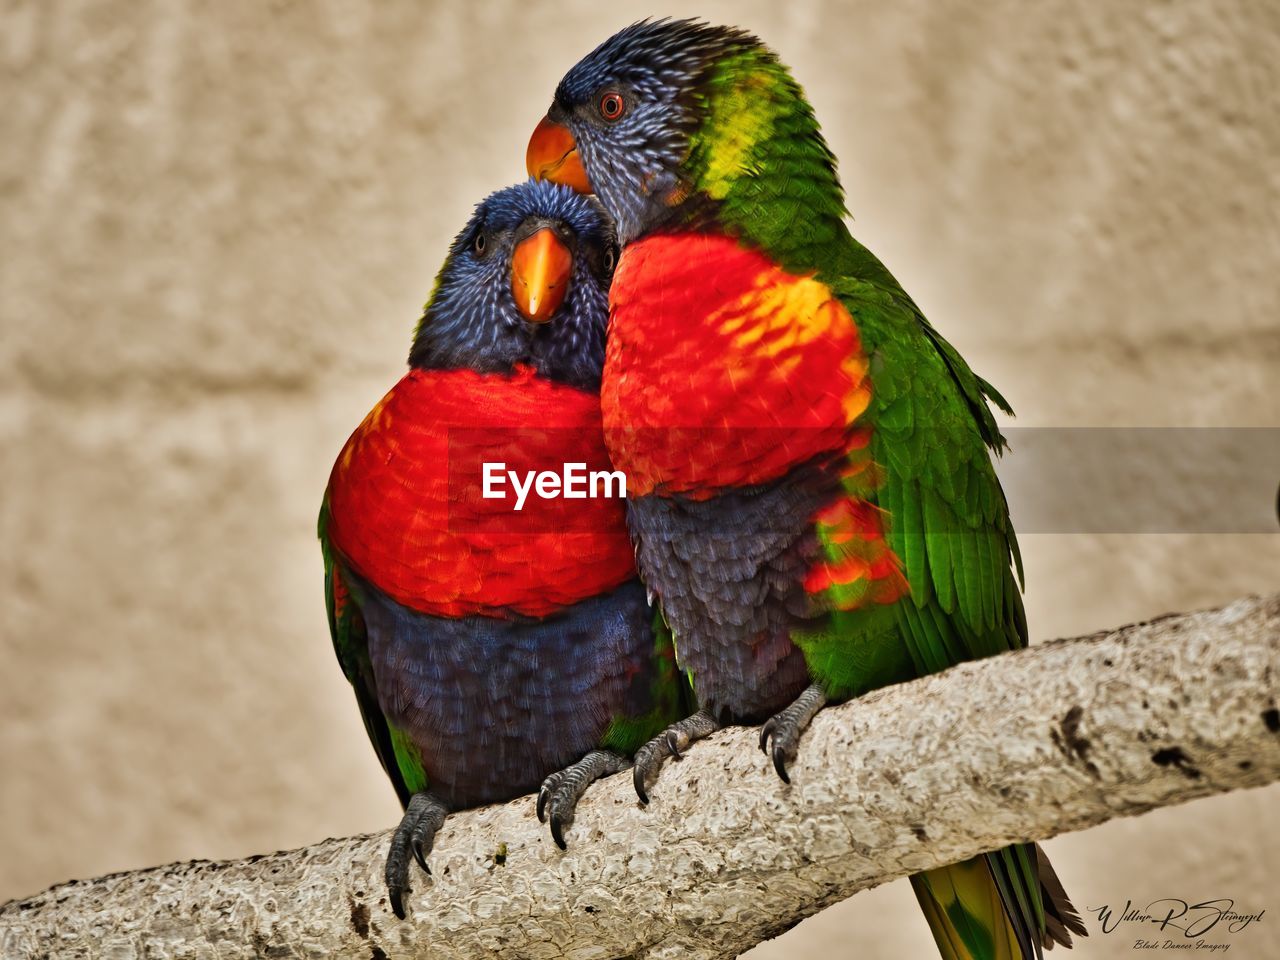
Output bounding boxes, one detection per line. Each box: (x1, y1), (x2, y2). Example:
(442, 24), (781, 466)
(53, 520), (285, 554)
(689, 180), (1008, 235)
(598, 91), (626, 121)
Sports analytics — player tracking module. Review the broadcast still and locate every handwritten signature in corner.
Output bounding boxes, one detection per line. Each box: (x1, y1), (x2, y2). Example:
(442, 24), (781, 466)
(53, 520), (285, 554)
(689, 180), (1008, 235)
(1089, 899), (1265, 938)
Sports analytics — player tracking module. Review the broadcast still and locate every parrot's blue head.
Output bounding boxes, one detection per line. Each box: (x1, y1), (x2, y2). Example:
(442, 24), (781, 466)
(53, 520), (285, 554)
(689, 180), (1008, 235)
(526, 19), (762, 244)
(409, 180), (618, 390)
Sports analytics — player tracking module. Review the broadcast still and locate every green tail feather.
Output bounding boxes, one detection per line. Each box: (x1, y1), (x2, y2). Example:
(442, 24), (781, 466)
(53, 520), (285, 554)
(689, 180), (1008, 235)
(912, 858), (1020, 960)
(911, 846), (1088, 959)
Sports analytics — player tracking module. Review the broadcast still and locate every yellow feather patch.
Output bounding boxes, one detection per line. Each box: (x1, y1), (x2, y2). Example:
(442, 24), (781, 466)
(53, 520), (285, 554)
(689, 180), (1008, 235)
(715, 274), (868, 415)
(699, 70), (778, 200)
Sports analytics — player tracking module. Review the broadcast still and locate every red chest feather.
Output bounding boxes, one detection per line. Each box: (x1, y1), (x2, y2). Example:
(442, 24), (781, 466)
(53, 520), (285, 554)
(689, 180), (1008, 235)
(325, 367), (634, 618)
(602, 233), (871, 498)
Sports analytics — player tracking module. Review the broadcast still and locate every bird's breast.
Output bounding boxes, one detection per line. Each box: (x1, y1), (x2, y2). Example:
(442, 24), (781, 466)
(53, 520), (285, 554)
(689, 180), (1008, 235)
(326, 366), (634, 618)
(603, 232), (871, 498)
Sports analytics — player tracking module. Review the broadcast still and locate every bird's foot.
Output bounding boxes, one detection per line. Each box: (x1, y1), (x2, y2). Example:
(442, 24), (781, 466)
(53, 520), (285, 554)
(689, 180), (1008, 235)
(758, 683), (827, 783)
(385, 791), (448, 919)
(536, 749), (629, 849)
(632, 710), (719, 804)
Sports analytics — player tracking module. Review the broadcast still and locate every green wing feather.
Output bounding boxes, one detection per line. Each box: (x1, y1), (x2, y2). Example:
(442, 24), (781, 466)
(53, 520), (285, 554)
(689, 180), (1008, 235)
(828, 270), (1043, 960)
(828, 275), (1026, 666)
(318, 498), (420, 808)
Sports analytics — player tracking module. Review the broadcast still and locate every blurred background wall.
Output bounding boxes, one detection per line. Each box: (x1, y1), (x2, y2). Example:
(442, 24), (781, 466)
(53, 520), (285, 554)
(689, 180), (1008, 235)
(2, 1), (1277, 956)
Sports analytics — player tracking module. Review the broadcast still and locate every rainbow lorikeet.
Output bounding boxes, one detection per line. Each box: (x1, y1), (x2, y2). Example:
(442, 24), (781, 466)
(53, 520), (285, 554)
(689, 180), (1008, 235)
(527, 19), (1086, 960)
(319, 180), (688, 917)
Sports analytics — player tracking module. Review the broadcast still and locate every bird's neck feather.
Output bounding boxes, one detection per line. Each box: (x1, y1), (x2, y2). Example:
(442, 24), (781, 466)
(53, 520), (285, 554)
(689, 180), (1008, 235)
(679, 49), (852, 276)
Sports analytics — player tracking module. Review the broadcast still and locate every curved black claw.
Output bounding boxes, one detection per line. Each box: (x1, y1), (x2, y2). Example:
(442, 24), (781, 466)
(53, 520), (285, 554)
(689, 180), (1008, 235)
(537, 750), (628, 850)
(758, 684), (827, 784)
(632, 751), (656, 805)
(536, 773), (561, 824)
(631, 710), (719, 804)
(664, 727), (684, 759)
(411, 830), (431, 875)
(385, 792), (448, 920)
(772, 743), (792, 784)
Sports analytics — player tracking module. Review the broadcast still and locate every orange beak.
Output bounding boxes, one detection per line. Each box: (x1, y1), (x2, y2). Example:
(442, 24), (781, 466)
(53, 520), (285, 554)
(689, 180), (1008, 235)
(526, 114), (592, 194)
(511, 227), (573, 323)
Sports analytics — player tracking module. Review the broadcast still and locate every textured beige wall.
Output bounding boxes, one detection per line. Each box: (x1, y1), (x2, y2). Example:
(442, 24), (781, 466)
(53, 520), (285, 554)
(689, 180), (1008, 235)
(2, 2), (1277, 957)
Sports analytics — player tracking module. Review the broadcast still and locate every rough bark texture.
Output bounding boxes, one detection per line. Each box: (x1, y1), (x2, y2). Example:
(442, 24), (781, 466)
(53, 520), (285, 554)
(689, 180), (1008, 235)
(4, 594), (1278, 960)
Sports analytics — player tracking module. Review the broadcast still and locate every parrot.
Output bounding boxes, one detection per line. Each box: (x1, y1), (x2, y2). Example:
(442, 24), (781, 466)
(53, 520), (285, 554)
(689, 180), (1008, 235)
(319, 179), (689, 918)
(525, 19), (1087, 960)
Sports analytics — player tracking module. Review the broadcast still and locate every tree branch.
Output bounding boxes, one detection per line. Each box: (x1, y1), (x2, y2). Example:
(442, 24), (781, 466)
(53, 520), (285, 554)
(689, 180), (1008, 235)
(4, 595), (1278, 959)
